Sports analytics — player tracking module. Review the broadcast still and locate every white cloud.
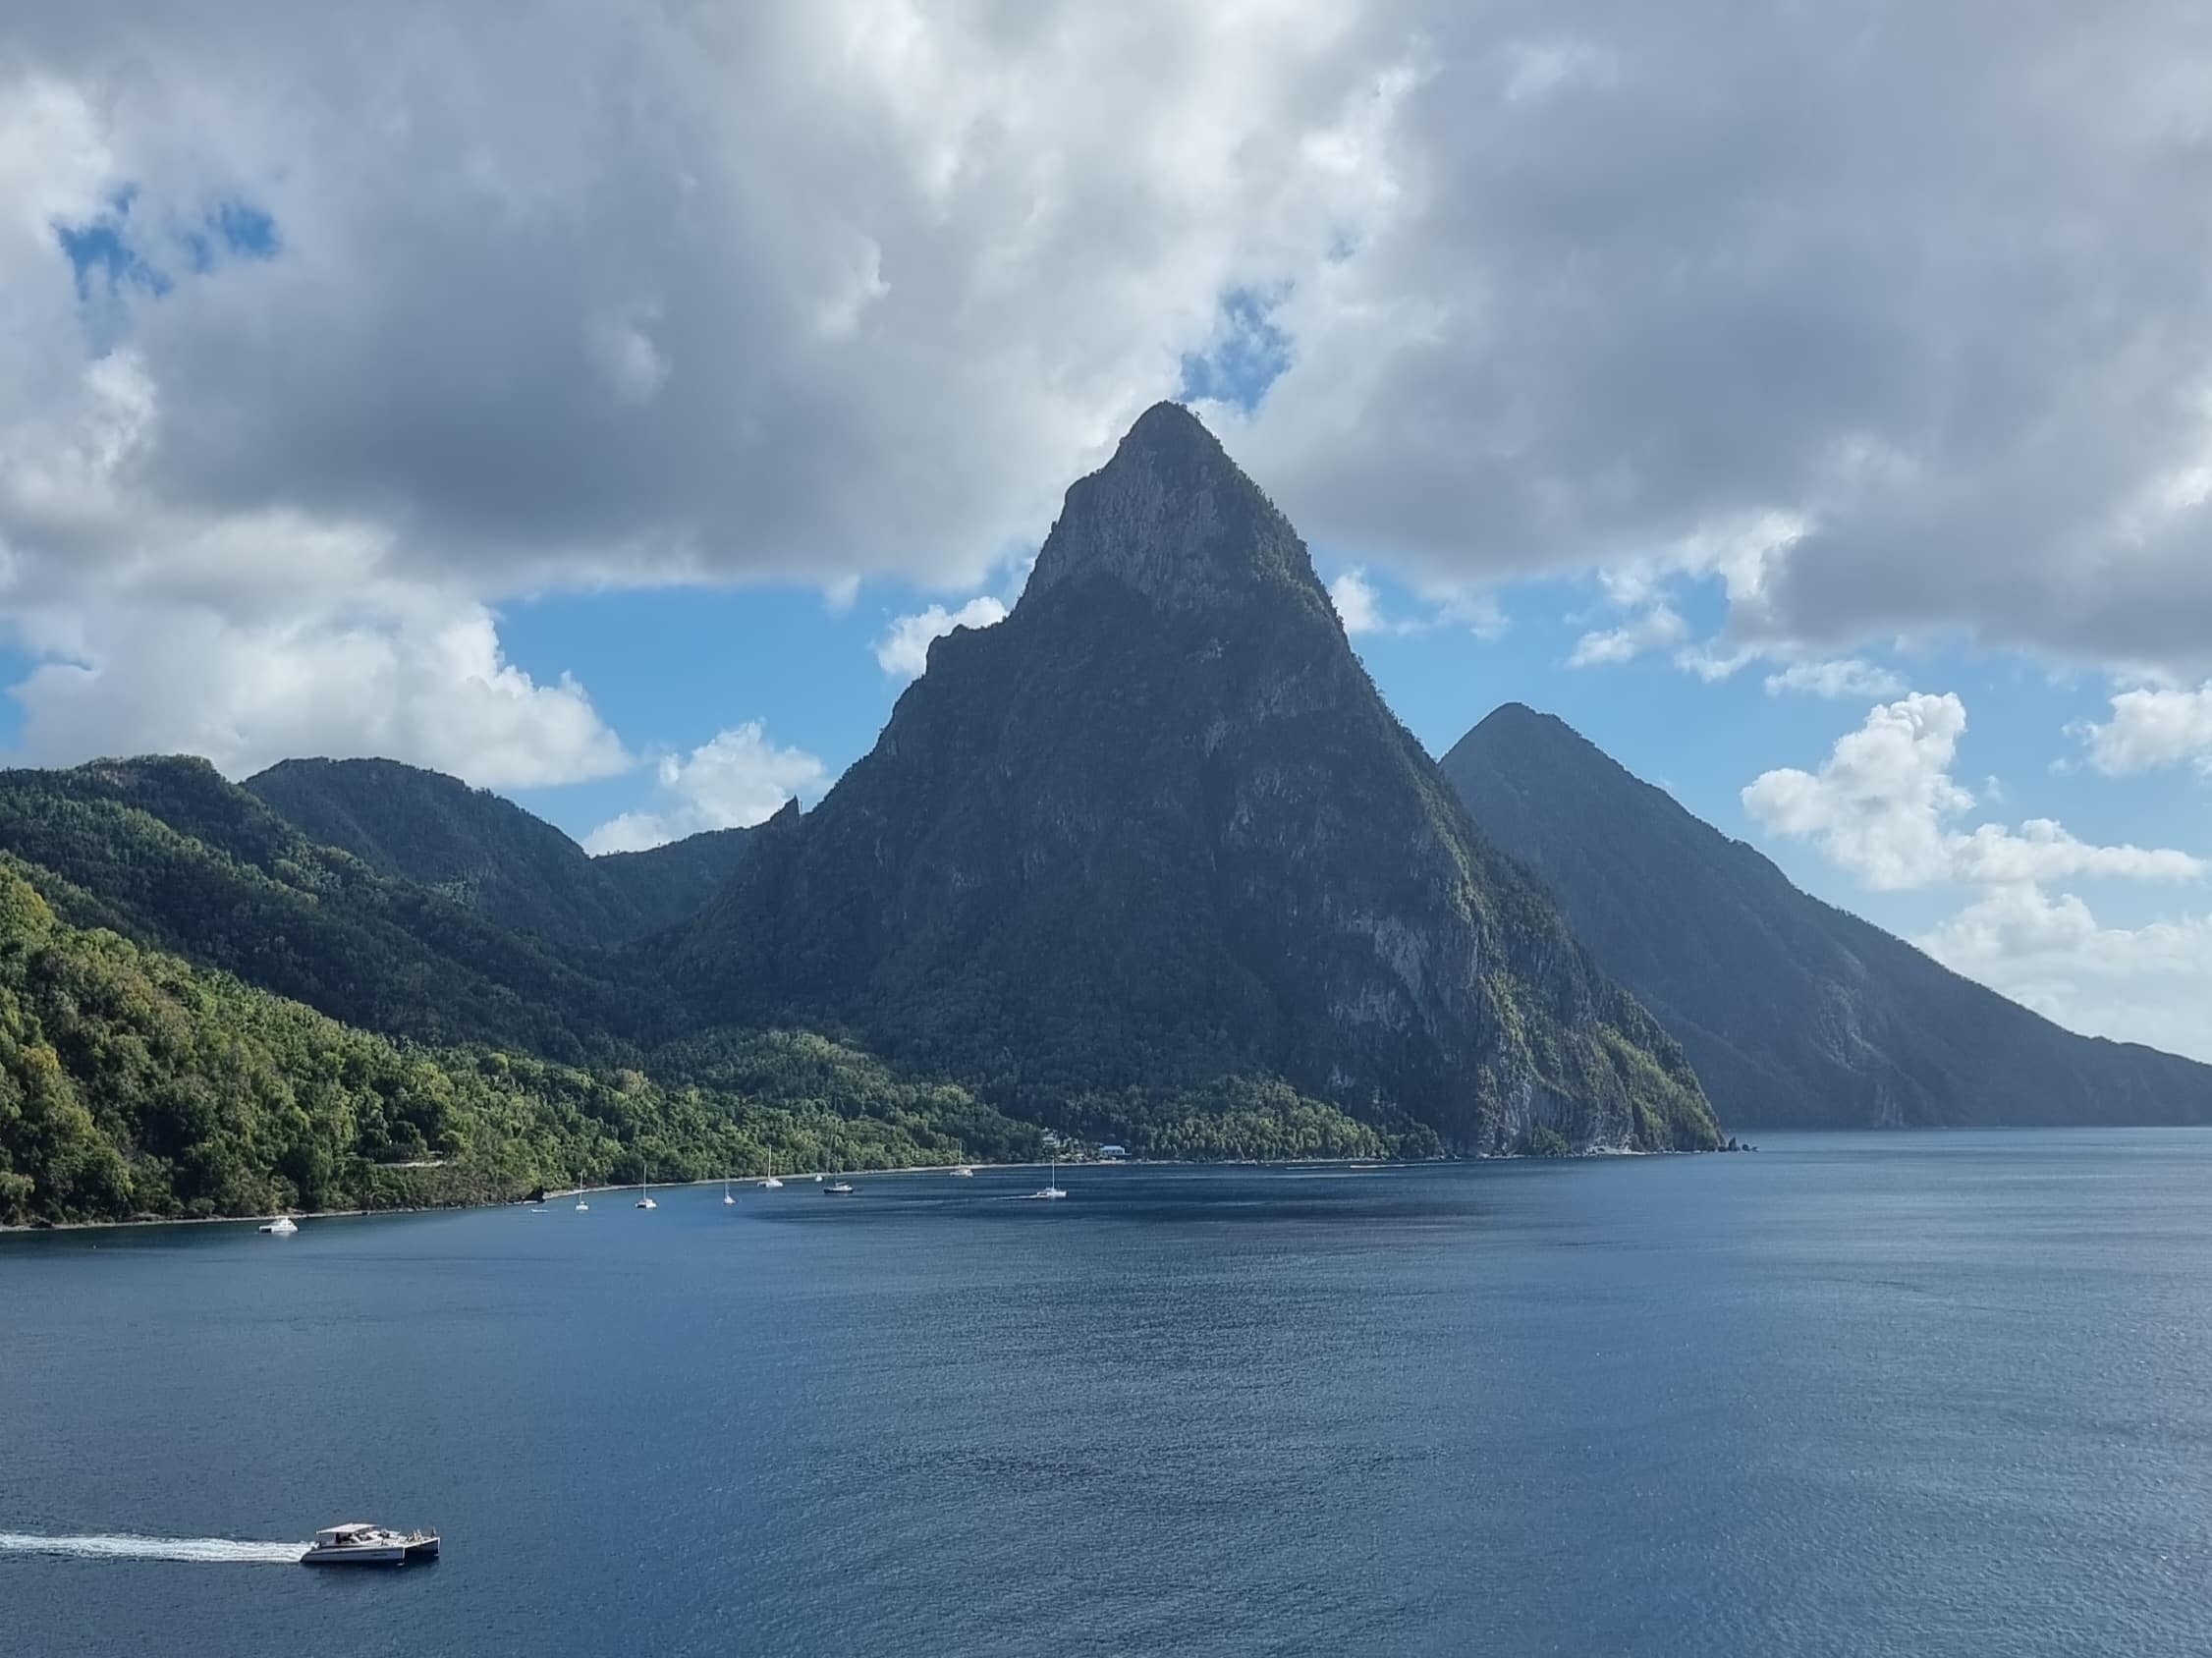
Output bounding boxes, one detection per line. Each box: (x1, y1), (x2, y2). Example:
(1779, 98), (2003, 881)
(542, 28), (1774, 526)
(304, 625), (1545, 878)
(0, 3), (1427, 769)
(1947, 820), (2204, 887)
(11, 0), (2212, 773)
(873, 596), (1010, 680)
(9, 592), (629, 790)
(1743, 693), (2205, 891)
(1330, 569), (1389, 635)
(583, 722), (825, 854)
(1567, 604), (1687, 667)
(1743, 693), (1974, 888)
(2077, 682), (2212, 776)
(1674, 642), (1756, 683)
(1919, 883), (2212, 1064)
(1220, 9), (2212, 676)
(1426, 585), (1508, 639)
(1332, 569), (1504, 639)
(1762, 658), (1908, 700)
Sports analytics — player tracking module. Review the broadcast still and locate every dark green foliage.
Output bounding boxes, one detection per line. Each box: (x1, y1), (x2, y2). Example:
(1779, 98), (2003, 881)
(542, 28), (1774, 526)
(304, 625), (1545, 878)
(0, 410), (1745, 1220)
(1522, 1124), (1573, 1158)
(0, 756), (664, 1060)
(597, 828), (757, 939)
(247, 756), (753, 947)
(684, 404), (1719, 1154)
(1444, 703), (2212, 1129)
(0, 864), (1026, 1227)
(1055, 1076), (1438, 1161)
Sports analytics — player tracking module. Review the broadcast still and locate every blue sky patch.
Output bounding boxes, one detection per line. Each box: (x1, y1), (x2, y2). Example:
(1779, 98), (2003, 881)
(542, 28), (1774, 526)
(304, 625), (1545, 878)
(56, 188), (173, 303)
(57, 187), (280, 311)
(1179, 287), (1294, 412)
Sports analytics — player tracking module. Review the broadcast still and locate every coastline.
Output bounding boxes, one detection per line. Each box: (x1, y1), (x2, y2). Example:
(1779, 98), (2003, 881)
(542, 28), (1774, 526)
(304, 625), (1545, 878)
(0, 1159), (1070, 1236)
(0, 1142), (1725, 1236)
(0, 1154), (1396, 1236)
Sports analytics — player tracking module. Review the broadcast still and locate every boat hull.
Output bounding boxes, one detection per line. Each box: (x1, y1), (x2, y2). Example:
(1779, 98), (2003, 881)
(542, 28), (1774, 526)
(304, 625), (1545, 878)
(302, 1537), (439, 1567)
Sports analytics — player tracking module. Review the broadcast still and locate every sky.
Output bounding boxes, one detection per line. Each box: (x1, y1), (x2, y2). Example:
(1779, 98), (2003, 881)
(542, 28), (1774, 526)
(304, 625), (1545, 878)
(3, 1), (2212, 1060)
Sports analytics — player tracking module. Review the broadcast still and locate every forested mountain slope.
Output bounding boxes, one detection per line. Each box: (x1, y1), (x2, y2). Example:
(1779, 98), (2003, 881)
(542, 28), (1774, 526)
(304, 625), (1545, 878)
(1445, 703), (2212, 1128)
(684, 405), (1719, 1154)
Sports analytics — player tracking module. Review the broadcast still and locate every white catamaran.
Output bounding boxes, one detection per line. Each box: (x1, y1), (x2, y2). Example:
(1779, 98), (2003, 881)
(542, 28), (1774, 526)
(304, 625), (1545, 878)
(302, 1521), (440, 1567)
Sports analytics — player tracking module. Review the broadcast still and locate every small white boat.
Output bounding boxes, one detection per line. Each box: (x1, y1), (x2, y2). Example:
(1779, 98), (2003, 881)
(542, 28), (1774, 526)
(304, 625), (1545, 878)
(813, 1173), (824, 1183)
(722, 1179), (736, 1206)
(301, 1521), (439, 1567)
(1030, 1156), (1067, 1200)
(824, 1181), (855, 1195)
(636, 1174), (656, 1211)
(951, 1165), (975, 1178)
(760, 1155), (784, 1191)
(575, 1191), (589, 1212)
(257, 1215), (299, 1236)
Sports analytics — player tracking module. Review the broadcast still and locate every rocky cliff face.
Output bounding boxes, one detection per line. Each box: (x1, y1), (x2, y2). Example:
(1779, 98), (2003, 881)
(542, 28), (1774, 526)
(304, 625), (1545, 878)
(682, 406), (1719, 1152)
(1445, 702), (2212, 1129)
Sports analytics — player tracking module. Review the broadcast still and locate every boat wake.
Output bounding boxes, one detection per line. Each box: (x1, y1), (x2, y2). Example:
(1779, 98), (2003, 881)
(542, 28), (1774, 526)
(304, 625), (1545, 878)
(0, 1531), (305, 1564)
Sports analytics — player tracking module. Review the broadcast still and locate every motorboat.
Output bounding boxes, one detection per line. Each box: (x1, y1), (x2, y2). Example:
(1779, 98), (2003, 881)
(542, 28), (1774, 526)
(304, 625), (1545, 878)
(257, 1215), (299, 1236)
(301, 1522), (439, 1567)
(824, 1181), (855, 1195)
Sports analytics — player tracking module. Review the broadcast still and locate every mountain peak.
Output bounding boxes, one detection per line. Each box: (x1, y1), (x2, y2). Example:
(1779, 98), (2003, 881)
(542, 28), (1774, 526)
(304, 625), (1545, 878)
(1020, 402), (1329, 616)
(1443, 710), (2212, 1130)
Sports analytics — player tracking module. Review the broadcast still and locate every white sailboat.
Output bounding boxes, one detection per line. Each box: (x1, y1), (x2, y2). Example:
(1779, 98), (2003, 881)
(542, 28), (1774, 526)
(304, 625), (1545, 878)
(575, 1188), (589, 1212)
(760, 1154), (784, 1191)
(722, 1178), (736, 1206)
(1032, 1156), (1067, 1201)
(635, 1173), (657, 1210)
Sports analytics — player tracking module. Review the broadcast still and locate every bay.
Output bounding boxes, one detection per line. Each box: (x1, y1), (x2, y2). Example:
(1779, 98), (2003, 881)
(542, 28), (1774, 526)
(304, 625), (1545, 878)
(6, 1132), (2212, 1655)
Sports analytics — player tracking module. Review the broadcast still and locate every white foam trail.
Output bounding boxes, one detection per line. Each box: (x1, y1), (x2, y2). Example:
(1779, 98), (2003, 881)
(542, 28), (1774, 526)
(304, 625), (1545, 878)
(0, 1531), (305, 1564)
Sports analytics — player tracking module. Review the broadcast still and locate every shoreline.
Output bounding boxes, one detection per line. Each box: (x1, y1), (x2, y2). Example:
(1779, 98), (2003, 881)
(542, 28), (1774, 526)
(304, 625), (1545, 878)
(0, 1154), (1404, 1236)
(0, 1158), (1098, 1236)
(0, 1142), (1732, 1237)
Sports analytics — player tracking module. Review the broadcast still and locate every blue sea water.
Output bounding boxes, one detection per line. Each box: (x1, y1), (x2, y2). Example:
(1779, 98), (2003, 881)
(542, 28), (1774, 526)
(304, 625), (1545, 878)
(7, 1133), (2212, 1656)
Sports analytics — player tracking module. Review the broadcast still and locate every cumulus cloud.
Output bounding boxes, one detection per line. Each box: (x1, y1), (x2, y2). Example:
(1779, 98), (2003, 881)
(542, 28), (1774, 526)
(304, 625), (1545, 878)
(1743, 693), (2205, 892)
(13, 0), (2212, 775)
(10, 592), (629, 790)
(1919, 884), (2212, 1064)
(873, 597), (1009, 680)
(1221, 4), (2212, 676)
(1567, 604), (1686, 668)
(2077, 683), (2212, 776)
(583, 723), (825, 854)
(0, 0), (1425, 773)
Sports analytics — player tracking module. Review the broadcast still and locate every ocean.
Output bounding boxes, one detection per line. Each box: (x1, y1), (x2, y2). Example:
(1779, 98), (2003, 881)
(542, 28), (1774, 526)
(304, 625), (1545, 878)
(7, 1133), (2212, 1655)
